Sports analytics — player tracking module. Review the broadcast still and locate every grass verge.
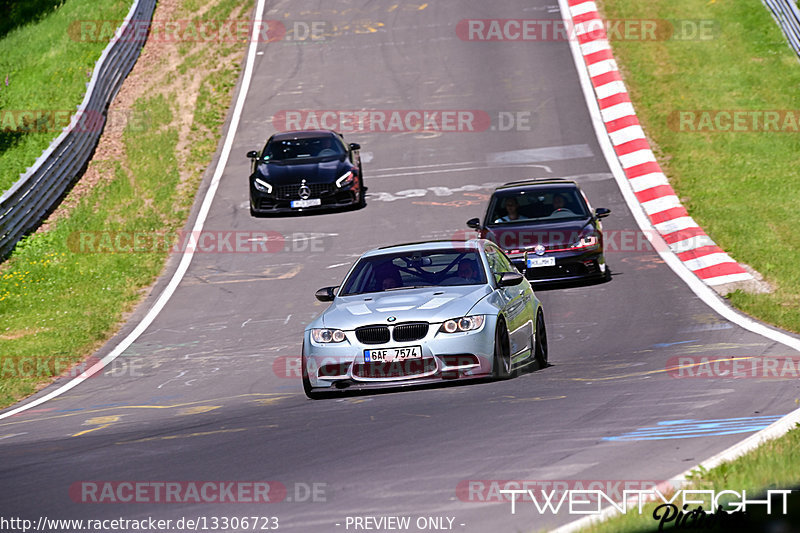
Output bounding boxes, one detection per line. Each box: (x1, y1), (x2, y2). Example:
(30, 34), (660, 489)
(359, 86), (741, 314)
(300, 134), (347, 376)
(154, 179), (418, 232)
(0, 0), (251, 408)
(598, 0), (800, 333)
(0, 0), (132, 193)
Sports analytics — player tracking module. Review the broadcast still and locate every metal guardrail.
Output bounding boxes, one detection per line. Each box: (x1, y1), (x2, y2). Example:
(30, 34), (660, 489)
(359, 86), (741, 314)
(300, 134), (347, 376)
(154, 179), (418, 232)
(0, 0), (157, 259)
(763, 0), (800, 58)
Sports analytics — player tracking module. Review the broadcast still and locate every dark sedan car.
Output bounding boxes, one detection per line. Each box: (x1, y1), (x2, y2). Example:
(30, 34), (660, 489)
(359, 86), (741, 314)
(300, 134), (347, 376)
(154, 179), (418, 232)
(247, 130), (365, 215)
(466, 179), (611, 283)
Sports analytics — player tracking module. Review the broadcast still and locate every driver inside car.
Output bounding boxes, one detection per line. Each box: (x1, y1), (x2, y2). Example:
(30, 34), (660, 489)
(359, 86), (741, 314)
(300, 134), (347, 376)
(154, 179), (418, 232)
(549, 193), (574, 216)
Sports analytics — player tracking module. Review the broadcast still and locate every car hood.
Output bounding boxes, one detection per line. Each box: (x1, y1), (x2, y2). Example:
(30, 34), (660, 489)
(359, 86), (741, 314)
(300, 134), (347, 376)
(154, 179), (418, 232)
(485, 218), (594, 250)
(314, 285), (493, 329)
(254, 157), (350, 185)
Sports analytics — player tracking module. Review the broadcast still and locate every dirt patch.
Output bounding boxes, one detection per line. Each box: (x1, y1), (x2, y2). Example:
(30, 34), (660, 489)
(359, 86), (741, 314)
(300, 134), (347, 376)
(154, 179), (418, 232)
(38, 0), (246, 231)
(0, 328), (45, 340)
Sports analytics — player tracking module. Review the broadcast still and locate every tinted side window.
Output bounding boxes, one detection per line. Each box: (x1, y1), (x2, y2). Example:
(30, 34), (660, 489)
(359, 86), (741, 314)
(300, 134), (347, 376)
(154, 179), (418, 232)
(495, 249), (514, 272)
(484, 246), (502, 280)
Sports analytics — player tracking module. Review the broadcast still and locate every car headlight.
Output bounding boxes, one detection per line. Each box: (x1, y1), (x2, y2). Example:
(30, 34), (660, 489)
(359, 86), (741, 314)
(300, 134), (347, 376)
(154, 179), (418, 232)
(439, 315), (485, 334)
(254, 178), (272, 193)
(569, 233), (598, 249)
(335, 170), (354, 188)
(311, 328), (347, 343)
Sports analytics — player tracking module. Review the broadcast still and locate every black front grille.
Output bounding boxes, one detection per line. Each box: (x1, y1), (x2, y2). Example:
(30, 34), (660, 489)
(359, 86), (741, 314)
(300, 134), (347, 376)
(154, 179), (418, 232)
(275, 183), (330, 199)
(355, 325), (390, 345)
(392, 322), (429, 342)
(525, 263), (588, 280)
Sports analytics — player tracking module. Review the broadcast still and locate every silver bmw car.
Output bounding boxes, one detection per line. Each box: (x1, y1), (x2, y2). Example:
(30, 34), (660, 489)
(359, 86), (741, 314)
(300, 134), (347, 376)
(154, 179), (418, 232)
(302, 239), (547, 398)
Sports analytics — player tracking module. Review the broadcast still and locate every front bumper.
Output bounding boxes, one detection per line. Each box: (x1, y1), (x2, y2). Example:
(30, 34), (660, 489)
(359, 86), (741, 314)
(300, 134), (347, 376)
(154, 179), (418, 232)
(507, 249), (606, 283)
(302, 321), (497, 391)
(250, 184), (360, 214)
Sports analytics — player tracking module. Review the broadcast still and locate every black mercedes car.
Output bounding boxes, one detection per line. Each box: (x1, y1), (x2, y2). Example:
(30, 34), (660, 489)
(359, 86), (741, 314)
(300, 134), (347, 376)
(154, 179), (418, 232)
(466, 179), (611, 283)
(247, 130), (365, 215)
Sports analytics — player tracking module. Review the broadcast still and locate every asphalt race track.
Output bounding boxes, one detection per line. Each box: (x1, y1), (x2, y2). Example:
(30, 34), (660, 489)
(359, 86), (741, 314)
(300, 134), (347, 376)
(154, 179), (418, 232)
(2, 1), (800, 532)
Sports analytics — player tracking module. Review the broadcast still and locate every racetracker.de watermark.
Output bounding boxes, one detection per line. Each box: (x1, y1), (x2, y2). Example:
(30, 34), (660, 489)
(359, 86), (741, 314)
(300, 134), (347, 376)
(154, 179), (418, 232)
(668, 110), (800, 132)
(272, 109), (494, 133)
(667, 356), (800, 379)
(0, 355), (143, 381)
(66, 231), (331, 254)
(456, 19), (718, 42)
(452, 229), (707, 254)
(456, 479), (678, 504)
(69, 481), (328, 503)
(273, 355), (483, 379)
(69, 19), (336, 43)
(0, 109), (148, 134)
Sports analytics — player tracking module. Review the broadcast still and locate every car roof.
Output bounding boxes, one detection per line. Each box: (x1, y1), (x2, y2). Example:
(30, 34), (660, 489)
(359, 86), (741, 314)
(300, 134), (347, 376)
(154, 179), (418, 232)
(363, 239), (485, 258)
(493, 178), (579, 193)
(270, 129), (338, 141)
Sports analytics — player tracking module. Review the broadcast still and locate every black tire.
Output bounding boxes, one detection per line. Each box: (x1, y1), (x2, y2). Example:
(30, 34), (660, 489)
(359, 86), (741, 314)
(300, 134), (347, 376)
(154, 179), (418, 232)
(492, 319), (511, 379)
(534, 311), (548, 368)
(249, 204), (256, 217)
(357, 177), (367, 208)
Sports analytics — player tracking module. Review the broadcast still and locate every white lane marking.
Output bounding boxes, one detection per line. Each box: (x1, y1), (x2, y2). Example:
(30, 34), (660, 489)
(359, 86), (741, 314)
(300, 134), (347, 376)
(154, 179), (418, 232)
(326, 262), (351, 269)
(0, 0), (269, 420)
(241, 318), (252, 328)
(367, 183), (505, 203)
(553, 0), (800, 530)
(0, 433), (27, 441)
(486, 144), (593, 165)
(284, 314), (292, 325)
(293, 233), (338, 242)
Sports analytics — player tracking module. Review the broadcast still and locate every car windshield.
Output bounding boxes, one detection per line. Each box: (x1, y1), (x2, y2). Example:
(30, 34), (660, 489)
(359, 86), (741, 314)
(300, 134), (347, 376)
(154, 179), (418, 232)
(339, 250), (487, 296)
(488, 187), (589, 225)
(263, 136), (345, 161)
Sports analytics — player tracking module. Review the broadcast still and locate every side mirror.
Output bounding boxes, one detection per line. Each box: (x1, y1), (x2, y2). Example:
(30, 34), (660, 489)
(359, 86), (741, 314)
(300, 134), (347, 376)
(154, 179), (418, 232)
(466, 218), (481, 230)
(246, 150), (259, 159)
(497, 272), (524, 287)
(349, 143), (361, 151)
(595, 207), (611, 219)
(315, 286), (337, 302)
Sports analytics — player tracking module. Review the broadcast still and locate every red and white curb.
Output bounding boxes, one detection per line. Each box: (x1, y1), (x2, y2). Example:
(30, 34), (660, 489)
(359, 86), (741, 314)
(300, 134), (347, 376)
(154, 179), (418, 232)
(567, 0), (752, 288)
